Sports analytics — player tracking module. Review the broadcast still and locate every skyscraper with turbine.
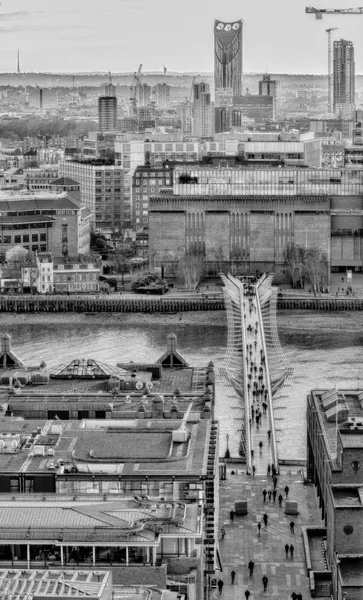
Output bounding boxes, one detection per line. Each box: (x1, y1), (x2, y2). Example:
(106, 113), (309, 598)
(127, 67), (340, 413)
(214, 19), (243, 105)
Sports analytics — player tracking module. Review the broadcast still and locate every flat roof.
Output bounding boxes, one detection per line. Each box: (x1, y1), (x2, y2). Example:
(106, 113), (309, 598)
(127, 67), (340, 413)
(331, 487), (363, 507)
(339, 557), (363, 587)
(0, 215), (55, 224)
(0, 417), (211, 477)
(310, 390), (363, 463)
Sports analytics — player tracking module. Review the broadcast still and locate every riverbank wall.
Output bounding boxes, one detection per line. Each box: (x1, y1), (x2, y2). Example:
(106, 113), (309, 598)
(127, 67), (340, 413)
(0, 295), (224, 313)
(2, 295), (363, 313)
(277, 298), (363, 310)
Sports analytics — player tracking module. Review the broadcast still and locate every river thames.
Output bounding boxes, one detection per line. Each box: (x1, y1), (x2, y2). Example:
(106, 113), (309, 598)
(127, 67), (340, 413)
(1, 310), (362, 461)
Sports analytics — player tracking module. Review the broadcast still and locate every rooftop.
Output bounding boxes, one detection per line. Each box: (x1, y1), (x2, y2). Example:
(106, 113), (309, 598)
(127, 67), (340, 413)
(310, 390), (363, 463)
(0, 417), (211, 477)
(331, 486), (363, 507)
(0, 569), (111, 599)
(0, 495), (200, 542)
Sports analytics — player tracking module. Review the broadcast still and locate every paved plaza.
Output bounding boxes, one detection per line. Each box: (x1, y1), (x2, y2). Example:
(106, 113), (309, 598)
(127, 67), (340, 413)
(214, 466), (323, 600)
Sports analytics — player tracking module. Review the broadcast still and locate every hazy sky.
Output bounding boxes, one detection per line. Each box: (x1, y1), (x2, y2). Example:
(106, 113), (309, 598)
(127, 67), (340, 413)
(0, 0), (362, 74)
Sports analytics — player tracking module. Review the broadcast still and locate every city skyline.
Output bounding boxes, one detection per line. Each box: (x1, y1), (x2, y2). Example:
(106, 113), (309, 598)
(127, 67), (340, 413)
(0, 0), (362, 75)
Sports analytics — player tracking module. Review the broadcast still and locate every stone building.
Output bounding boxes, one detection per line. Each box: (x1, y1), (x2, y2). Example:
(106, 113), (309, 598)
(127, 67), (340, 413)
(0, 190), (92, 257)
(306, 388), (363, 599)
(148, 165), (363, 278)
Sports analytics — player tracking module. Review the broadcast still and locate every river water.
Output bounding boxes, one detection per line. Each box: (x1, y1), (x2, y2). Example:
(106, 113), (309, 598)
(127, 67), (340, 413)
(1, 311), (362, 462)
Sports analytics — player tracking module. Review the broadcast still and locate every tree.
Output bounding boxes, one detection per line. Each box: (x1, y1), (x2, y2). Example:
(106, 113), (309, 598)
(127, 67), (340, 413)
(283, 242), (306, 288)
(211, 244), (226, 274)
(11, 250), (40, 293)
(178, 250), (205, 290)
(303, 248), (329, 293)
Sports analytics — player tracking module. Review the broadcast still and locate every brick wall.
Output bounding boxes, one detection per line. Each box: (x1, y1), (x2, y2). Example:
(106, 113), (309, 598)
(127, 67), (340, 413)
(293, 212), (331, 258)
(335, 507), (363, 554)
(149, 212), (186, 264)
(249, 212), (275, 262)
(205, 212), (230, 261)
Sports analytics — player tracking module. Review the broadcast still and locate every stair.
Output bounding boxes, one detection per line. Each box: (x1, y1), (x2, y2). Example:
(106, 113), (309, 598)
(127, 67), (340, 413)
(314, 579), (332, 597)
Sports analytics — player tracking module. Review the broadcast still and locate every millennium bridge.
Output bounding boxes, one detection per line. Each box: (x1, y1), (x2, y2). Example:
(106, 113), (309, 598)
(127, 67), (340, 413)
(221, 273), (294, 476)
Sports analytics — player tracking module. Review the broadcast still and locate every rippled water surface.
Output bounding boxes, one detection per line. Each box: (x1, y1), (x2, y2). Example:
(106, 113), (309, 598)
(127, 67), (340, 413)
(1, 312), (362, 461)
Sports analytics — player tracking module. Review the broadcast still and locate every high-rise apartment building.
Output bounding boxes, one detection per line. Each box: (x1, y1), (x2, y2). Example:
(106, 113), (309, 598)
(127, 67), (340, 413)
(258, 74), (279, 100)
(154, 83), (170, 109)
(193, 82), (212, 138)
(98, 96), (117, 132)
(59, 159), (123, 233)
(214, 19), (243, 105)
(333, 39), (355, 117)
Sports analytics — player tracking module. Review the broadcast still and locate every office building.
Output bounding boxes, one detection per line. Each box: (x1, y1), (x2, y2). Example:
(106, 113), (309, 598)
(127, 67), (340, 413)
(233, 95), (275, 122)
(148, 165), (363, 277)
(104, 83), (116, 97)
(214, 19), (243, 104)
(98, 96), (117, 132)
(0, 190), (91, 257)
(258, 74), (279, 100)
(193, 82), (213, 137)
(59, 159), (123, 233)
(333, 39), (355, 117)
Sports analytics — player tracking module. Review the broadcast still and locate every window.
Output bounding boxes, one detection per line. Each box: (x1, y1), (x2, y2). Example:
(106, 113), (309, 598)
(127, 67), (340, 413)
(3, 236), (11, 244)
(10, 477), (20, 493)
(143, 210), (148, 215)
(40, 233), (46, 242)
(32, 234), (38, 242)
(14, 235), (21, 244)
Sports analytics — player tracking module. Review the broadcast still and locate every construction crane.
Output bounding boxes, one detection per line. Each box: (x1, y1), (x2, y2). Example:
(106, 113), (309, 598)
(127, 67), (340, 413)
(306, 6), (363, 19)
(326, 28), (338, 114)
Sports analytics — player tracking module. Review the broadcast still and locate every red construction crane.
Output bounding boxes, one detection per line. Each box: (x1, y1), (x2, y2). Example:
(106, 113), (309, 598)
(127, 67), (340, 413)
(306, 6), (363, 19)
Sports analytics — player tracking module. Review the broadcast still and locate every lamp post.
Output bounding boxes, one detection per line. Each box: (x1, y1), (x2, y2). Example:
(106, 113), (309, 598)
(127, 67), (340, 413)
(225, 433), (230, 459)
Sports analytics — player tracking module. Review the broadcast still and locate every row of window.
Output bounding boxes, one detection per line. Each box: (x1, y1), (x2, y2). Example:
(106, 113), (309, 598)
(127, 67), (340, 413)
(1, 233), (47, 244)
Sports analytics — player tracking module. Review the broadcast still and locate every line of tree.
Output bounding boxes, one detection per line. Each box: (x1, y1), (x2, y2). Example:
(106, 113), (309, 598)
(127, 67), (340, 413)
(0, 117), (97, 141)
(283, 242), (329, 292)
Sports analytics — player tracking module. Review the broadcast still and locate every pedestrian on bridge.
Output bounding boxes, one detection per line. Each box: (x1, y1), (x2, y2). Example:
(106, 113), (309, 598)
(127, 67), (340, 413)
(285, 485), (290, 497)
(267, 464), (271, 476)
(230, 510), (235, 523)
(262, 575), (268, 592)
(252, 465), (256, 476)
(273, 489), (277, 502)
(248, 560), (255, 575)
(259, 441), (263, 451)
(263, 513), (268, 527)
(254, 341), (257, 350)
(230, 570), (236, 584)
(290, 521), (295, 534)
(245, 590), (250, 600)
(278, 494), (283, 507)
(268, 490), (272, 501)
(267, 430), (271, 441)
(290, 544), (294, 559)
(262, 488), (267, 502)
(285, 543), (289, 557)
(257, 521), (261, 535)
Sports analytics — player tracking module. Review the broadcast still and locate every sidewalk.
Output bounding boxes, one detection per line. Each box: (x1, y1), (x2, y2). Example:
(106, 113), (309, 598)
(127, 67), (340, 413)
(215, 467), (323, 600)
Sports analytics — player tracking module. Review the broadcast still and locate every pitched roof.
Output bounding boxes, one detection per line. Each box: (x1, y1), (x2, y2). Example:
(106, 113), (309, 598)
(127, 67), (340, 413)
(50, 177), (80, 186)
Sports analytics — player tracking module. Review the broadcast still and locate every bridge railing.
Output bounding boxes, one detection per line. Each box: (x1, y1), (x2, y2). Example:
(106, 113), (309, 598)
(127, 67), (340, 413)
(236, 276), (252, 473)
(255, 275), (279, 471)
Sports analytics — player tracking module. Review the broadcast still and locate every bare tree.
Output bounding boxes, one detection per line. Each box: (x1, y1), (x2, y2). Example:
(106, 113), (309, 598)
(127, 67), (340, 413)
(178, 250), (205, 290)
(283, 242), (306, 288)
(303, 248), (329, 294)
(11, 251), (40, 293)
(211, 244), (226, 274)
